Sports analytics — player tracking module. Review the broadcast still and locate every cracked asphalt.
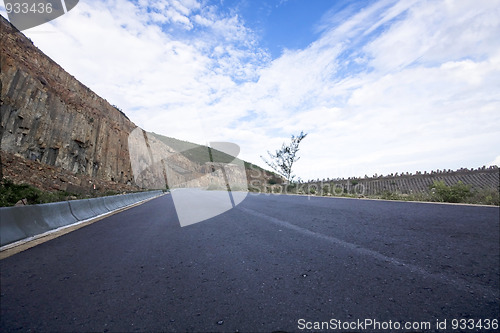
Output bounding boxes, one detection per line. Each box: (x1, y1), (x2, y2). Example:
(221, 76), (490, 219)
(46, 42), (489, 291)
(1, 193), (499, 332)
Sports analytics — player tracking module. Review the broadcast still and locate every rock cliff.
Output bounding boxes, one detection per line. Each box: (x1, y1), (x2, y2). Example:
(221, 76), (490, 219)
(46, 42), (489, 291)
(0, 15), (262, 195)
(1, 15), (137, 191)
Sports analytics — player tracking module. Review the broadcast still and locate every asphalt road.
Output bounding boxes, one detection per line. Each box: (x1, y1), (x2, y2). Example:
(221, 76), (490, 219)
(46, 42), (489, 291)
(1, 192), (499, 332)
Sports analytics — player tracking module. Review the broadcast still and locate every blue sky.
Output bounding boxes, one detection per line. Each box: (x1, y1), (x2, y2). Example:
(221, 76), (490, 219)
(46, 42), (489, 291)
(1, 0), (499, 181)
(225, 0), (341, 58)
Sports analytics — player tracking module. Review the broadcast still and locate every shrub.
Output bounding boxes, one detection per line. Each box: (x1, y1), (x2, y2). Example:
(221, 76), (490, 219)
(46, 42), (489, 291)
(322, 185), (330, 195)
(381, 191), (400, 200)
(0, 179), (42, 206)
(467, 188), (500, 206)
(268, 178), (277, 185)
(272, 186), (282, 194)
(0, 179), (79, 206)
(429, 180), (471, 203)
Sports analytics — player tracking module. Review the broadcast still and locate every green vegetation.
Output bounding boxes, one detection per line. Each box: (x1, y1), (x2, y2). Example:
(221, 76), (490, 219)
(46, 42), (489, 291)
(380, 190), (401, 201)
(366, 185), (498, 205)
(150, 133), (289, 188)
(0, 179), (79, 207)
(322, 185), (330, 195)
(261, 131), (307, 182)
(0, 179), (160, 207)
(244, 161), (282, 183)
(467, 188), (500, 206)
(268, 178), (278, 185)
(260, 179), (498, 206)
(150, 132), (242, 164)
(429, 180), (471, 203)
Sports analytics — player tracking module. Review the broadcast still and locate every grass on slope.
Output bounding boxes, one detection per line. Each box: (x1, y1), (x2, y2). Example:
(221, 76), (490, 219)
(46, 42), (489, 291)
(0, 179), (82, 207)
(149, 132), (284, 185)
(149, 132), (241, 164)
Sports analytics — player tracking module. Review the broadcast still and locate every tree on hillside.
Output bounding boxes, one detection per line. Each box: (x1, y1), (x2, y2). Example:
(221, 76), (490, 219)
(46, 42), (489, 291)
(261, 131), (307, 183)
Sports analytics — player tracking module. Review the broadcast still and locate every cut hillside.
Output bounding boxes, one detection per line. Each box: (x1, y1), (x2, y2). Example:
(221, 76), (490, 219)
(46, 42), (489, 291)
(148, 132), (283, 186)
(0, 15), (282, 202)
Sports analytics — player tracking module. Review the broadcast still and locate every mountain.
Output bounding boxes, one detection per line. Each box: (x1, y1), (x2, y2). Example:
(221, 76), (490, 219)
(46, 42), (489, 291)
(0, 15), (279, 197)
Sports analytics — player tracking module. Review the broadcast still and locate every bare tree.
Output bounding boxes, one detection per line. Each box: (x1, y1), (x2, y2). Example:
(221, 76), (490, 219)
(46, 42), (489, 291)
(261, 131), (307, 183)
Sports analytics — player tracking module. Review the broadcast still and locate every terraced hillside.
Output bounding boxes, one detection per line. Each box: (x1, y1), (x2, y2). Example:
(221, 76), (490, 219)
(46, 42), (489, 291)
(336, 167), (497, 195)
(299, 166), (499, 205)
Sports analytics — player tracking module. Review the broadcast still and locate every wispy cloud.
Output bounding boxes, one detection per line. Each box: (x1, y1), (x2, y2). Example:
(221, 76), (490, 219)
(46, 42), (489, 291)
(5, 0), (500, 180)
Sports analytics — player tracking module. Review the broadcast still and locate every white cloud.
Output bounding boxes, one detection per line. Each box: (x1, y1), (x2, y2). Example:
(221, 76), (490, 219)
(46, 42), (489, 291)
(362, 0), (500, 72)
(7, 0), (500, 180)
(488, 156), (500, 167)
(228, 0), (500, 180)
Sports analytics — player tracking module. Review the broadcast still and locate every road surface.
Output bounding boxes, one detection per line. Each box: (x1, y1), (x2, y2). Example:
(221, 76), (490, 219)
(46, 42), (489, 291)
(1, 191), (499, 332)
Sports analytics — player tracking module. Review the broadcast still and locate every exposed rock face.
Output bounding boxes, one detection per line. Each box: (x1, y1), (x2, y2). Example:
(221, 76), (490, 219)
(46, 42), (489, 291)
(1, 15), (136, 189)
(1, 150), (139, 194)
(0, 15), (251, 194)
(128, 128), (248, 190)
